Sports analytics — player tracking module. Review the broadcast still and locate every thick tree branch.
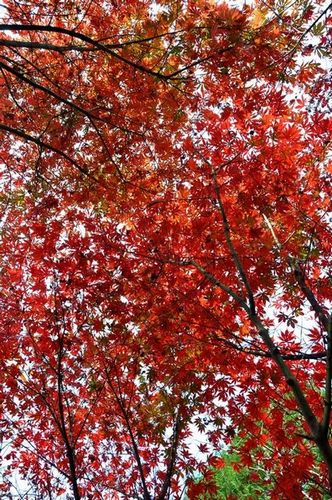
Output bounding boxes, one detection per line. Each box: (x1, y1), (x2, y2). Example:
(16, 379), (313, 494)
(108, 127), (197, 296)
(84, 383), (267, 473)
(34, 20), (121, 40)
(185, 258), (322, 439)
(0, 24), (166, 80)
(249, 314), (321, 431)
(0, 24), (231, 80)
(0, 23), (165, 79)
(0, 28), (185, 52)
(187, 252), (332, 477)
(322, 315), (332, 436)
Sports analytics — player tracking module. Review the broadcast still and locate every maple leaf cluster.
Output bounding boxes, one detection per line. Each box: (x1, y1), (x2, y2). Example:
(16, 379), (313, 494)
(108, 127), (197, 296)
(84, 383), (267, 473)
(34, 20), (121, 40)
(0, 0), (331, 498)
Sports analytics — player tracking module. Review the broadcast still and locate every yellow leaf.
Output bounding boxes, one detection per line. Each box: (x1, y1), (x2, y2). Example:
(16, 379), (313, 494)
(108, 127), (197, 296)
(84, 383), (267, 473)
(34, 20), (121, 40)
(250, 8), (266, 29)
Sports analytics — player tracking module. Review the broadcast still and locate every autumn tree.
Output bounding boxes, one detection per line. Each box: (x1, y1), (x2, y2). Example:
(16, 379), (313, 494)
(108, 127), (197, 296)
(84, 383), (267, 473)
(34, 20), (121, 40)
(0, 0), (331, 498)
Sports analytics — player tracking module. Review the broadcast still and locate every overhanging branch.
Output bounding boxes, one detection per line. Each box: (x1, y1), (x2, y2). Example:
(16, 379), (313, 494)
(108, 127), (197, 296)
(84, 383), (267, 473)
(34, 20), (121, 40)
(0, 23), (232, 80)
(0, 123), (92, 178)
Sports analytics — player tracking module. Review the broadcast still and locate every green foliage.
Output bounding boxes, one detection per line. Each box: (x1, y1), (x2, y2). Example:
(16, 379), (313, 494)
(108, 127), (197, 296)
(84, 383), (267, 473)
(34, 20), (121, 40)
(190, 440), (270, 500)
(212, 453), (268, 499)
(191, 429), (332, 499)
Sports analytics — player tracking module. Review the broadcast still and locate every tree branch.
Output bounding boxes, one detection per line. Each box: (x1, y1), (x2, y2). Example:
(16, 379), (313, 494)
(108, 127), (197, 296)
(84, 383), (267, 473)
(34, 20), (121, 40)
(293, 262), (329, 332)
(211, 167), (256, 315)
(0, 23), (231, 81)
(287, 2), (332, 56)
(322, 314), (332, 436)
(188, 260), (248, 310)
(103, 366), (151, 500)
(197, 152), (256, 315)
(0, 58), (99, 120)
(213, 332), (327, 360)
(56, 333), (81, 500)
(0, 123), (92, 178)
(157, 409), (181, 500)
(0, 28), (186, 52)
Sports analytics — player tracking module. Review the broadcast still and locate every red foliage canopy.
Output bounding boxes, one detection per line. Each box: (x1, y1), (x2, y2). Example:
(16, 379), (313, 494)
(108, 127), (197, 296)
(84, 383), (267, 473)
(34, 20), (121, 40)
(0, 0), (331, 498)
